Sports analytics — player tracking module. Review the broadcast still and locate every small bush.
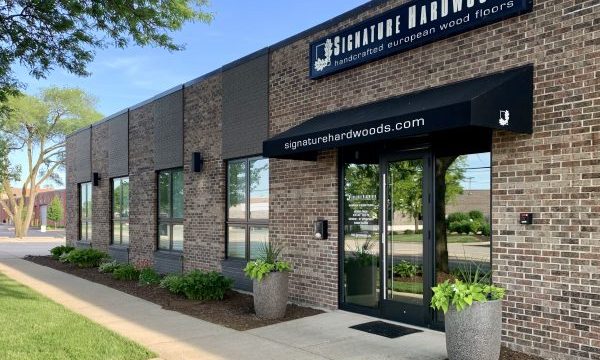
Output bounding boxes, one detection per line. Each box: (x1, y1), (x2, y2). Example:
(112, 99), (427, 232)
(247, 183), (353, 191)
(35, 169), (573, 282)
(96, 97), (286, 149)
(64, 249), (108, 268)
(447, 212), (469, 224)
(50, 245), (75, 260)
(99, 260), (120, 273)
(480, 222), (491, 236)
(403, 229), (414, 235)
(181, 270), (233, 301)
(139, 268), (162, 286)
(393, 261), (422, 278)
(468, 210), (485, 221)
(112, 264), (140, 281)
(469, 220), (482, 235)
(160, 274), (186, 295)
(415, 229), (423, 234)
(59, 252), (70, 263)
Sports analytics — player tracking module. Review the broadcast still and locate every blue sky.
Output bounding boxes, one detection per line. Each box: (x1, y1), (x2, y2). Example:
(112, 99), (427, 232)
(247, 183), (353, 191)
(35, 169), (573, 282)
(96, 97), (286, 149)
(10, 0), (489, 191)
(11, 0), (369, 187)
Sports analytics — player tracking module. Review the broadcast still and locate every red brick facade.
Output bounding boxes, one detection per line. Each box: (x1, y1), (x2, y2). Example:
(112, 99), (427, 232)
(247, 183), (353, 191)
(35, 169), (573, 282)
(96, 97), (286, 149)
(66, 1), (599, 359)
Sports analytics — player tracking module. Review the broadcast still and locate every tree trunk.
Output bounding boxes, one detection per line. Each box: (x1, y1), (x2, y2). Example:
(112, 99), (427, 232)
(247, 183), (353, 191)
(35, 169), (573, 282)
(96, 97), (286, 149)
(435, 156), (458, 276)
(414, 215), (419, 233)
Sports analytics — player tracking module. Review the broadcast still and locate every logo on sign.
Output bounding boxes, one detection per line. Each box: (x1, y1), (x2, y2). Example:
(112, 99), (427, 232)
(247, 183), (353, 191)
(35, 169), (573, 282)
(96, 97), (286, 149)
(314, 39), (333, 72)
(499, 110), (510, 126)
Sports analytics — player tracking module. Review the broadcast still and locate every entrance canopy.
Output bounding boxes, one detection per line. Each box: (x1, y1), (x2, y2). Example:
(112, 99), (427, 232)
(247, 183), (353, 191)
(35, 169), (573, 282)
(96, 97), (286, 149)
(263, 65), (533, 159)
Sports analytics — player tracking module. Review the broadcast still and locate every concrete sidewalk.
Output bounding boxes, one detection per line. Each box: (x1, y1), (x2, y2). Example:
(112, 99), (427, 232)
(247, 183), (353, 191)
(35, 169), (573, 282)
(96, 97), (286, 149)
(0, 258), (447, 360)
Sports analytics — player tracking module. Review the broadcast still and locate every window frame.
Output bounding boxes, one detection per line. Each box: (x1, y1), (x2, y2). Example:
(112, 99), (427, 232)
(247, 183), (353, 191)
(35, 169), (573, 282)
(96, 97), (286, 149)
(78, 182), (92, 242)
(225, 156), (269, 260)
(156, 168), (184, 252)
(111, 176), (129, 246)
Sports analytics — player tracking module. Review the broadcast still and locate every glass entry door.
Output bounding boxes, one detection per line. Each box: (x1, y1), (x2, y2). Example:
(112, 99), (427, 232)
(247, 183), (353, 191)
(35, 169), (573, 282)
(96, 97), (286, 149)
(380, 153), (432, 324)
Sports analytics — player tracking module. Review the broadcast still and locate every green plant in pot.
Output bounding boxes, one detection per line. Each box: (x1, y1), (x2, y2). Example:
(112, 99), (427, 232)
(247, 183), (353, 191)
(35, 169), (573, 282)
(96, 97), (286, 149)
(344, 237), (378, 299)
(431, 263), (505, 360)
(244, 242), (292, 320)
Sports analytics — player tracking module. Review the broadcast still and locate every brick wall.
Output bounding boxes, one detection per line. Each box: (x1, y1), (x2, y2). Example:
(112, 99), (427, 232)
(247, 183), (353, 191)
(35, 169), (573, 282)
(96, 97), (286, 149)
(90, 123), (110, 252)
(65, 138), (78, 245)
(128, 103), (157, 265)
(182, 74), (226, 271)
(267, 0), (599, 359)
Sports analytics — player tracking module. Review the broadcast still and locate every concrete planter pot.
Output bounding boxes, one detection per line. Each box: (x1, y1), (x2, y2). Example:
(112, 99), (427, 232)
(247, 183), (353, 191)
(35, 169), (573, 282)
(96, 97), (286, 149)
(445, 299), (502, 360)
(252, 271), (289, 320)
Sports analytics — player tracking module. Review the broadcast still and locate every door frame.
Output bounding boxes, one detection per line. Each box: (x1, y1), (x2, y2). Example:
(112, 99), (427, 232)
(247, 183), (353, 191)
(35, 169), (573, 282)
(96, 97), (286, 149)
(338, 147), (436, 328)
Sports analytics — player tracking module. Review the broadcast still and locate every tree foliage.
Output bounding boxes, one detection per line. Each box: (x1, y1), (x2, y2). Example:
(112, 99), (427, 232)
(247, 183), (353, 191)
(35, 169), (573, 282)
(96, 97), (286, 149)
(0, 87), (102, 237)
(0, 0), (212, 101)
(47, 195), (63, 228)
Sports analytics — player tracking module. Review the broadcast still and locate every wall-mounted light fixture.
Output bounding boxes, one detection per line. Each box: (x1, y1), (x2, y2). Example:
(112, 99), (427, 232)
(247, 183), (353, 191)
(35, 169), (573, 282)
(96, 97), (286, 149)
(192, 152), (204, 173)
(93, 172), (101, 186)
(314, 219), (328, 240)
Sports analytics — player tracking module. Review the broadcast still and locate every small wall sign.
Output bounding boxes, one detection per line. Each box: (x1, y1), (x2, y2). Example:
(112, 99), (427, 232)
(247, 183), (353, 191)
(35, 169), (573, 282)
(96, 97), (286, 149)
(309, 0), (533, 79)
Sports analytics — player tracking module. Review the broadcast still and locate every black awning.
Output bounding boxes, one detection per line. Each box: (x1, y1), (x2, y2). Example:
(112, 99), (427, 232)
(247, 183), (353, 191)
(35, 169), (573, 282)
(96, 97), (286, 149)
(263, 65), (533, 159)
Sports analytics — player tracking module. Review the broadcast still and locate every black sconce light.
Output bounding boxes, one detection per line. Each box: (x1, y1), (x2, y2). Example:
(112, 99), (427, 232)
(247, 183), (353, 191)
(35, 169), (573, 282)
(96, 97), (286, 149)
(192, 152), (204, 173)
(93, 172), (101, 186)
(314, 220), (328, 240)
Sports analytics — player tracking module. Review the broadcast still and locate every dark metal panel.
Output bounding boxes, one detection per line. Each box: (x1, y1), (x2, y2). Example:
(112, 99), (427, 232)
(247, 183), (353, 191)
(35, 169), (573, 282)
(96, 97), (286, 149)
(222, 53), (269, 159)
(154, 251), (183, 274)
(73, 128), (92, 183)
(108, 112), (129, 178)
(108, 246), (129, 264)
(221, 259), (252, 292)
(154, 90), (184, 170)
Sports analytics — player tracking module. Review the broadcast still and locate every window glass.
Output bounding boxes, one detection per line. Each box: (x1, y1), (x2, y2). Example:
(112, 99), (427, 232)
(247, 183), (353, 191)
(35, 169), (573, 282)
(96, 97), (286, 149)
(158, 171), (171, 218)
(172, 170), (184, 219)
(86, 183), (92, 217)
(113, 222), (120, 244)
(250, 226), (269, 260)
(227, 226), (246, 258)
(121, 222), (129, 245)
(250, 158), (269, 219)
(113, 179), (122, 219)
(172, 224), (184, 251)
(227, 161), (247, 219)
(158, 223), (170, 250)
(121, 178), (129, 218)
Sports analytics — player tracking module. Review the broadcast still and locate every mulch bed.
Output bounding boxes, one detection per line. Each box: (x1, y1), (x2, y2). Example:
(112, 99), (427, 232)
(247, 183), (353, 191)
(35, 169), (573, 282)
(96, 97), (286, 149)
(499, 347), (546, 360)
(24, 255), (323, 331)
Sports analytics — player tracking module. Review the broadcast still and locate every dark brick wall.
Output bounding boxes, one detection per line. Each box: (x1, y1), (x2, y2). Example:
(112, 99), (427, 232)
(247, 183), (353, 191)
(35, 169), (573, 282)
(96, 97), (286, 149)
(182, 74), (226, 272)
(222, 52), (269, 159)
(108, 112), (129, 178)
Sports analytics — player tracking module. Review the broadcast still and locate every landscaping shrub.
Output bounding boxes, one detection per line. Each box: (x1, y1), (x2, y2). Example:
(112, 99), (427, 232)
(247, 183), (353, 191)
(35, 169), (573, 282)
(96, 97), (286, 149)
(415, 229), (423, 234)
(64, 249), (108, 268)
(159, 274), (186, 295)
(468, 210), (485, 221)
(112, 264), (140, 281)
(447, 212), (469, 224)
(50, 245), (75, 260)
(403, 229), (414, 235)
(98, 260), (120, 273)
(469, 220), (482, 235)
(480, 222), (491, 237)
(393, 261), (422, 278)
(138, 268), (162, 286)
(159, 271), (233, 300)
(181, 270), (233, 301)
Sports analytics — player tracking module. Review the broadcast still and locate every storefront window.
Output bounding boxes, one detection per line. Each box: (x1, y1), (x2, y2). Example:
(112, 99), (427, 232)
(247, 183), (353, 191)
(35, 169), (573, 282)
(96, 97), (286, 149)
(79, 182), (92, 241)
(226, 157), (269, 260)
(434, 152), (491, 285)
(111, 177), (129, 246)
(158, 169), (184, 251)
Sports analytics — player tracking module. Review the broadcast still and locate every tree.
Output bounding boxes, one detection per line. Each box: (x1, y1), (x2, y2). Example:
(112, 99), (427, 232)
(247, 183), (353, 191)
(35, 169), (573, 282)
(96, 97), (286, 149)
(0, 87), (102, 237)
(0, 0), (212, 102)
(47, 195), (63, 229)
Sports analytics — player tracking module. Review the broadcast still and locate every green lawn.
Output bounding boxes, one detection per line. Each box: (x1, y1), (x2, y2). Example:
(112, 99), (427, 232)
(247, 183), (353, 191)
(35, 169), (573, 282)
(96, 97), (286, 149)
(391, 233), (484, 243)
(0, 272), (155, 360)
(392, 280), (423, 294)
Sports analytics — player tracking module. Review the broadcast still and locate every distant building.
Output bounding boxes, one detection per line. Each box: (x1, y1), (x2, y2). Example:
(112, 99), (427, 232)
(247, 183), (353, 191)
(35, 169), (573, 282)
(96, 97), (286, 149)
(0, 188), (66, 228)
